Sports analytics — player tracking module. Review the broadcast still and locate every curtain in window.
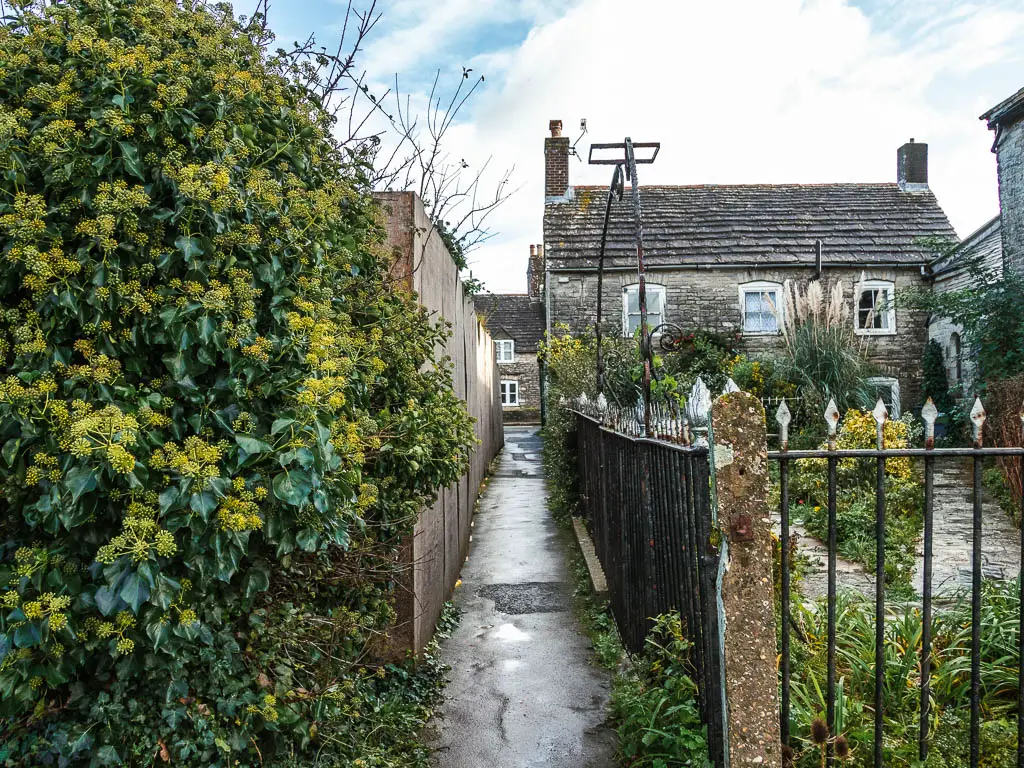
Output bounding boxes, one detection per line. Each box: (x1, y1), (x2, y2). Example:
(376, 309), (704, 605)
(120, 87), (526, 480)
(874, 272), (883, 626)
(743, 290), (778, 332)
(858, 288), (891, 330)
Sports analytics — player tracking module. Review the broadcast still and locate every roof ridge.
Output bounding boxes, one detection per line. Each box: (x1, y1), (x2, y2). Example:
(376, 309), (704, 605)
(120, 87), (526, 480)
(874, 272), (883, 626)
(570, 182), (905, 191)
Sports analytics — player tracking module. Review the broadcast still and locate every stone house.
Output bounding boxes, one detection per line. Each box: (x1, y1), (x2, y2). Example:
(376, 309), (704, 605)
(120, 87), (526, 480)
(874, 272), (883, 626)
(542, 120), (956, 414)
(983, 87), (1024, 274)
(927, 85), (1023, 394)
(927, 216), (1001, 394)
(474, 247), (546, 423)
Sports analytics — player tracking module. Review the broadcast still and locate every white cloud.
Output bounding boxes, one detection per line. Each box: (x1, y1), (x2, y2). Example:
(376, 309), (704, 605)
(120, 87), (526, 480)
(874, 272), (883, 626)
(433, 0), (1024, 293)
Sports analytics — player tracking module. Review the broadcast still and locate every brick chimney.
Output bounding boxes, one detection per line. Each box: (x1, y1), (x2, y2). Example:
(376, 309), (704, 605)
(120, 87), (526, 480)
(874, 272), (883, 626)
(897, 139), (928, 192)
(545, 119), (570, 200)
(527, 244), (544, 299)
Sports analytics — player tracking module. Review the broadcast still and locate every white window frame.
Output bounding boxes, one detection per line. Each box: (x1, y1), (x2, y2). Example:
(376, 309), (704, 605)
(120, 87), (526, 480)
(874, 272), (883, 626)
(867, 376), (901, 417)
(855, 279), (897, 336)
(622, 283), (666, 337)
(738, 281), (783, 335)
(495, 339), (515, 364)
(500, 380), (519, 407)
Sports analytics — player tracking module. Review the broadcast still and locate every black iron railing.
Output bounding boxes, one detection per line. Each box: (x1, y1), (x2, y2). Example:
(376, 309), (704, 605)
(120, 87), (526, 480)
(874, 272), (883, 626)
(573, 408), (725, 766)
(772, 396), (1024, 768)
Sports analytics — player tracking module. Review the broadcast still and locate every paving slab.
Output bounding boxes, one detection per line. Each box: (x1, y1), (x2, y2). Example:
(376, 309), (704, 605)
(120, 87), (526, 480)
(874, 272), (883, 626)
(431, 426), (616, 768)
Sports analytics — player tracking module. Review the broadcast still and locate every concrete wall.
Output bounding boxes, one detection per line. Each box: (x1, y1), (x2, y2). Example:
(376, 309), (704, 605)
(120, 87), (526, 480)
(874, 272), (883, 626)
(376, 191), (504, 655)
(547, 265), (930, 409)
(997, 119), (1024, 274)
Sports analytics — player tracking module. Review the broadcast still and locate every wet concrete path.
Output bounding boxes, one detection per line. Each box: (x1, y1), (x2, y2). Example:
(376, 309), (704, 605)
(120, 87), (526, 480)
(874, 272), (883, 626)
(431, 426), (616, 767)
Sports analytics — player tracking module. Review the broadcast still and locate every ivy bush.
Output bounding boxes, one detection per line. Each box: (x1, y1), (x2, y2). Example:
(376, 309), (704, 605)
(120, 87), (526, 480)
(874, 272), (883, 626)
(0, 0), (474, 764)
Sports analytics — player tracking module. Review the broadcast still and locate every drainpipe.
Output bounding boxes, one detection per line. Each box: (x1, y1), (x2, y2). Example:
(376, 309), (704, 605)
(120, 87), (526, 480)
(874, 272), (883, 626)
(541, 261), (552, 427)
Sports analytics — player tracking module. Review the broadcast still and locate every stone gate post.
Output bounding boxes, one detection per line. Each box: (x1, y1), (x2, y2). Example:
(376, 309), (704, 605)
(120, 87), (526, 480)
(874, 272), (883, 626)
(710, 391), (782, 767)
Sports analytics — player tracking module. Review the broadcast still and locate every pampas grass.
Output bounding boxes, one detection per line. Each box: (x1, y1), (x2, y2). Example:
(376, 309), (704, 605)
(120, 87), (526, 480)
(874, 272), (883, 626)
(778, 279), (875, 415)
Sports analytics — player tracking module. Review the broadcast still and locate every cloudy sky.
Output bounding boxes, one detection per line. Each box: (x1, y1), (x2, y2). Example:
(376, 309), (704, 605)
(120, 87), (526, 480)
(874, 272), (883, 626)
(242, 0), (1024, 293)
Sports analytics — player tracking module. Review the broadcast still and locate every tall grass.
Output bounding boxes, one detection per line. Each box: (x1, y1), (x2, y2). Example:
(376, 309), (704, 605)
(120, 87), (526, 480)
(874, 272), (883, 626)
(778, 280), (875, 416)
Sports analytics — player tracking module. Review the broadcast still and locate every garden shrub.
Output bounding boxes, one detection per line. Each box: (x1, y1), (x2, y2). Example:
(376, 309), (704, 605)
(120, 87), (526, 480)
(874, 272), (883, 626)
(0, 1), (474, 764)
(987, 374), (1024, 514)
(921, 339), (952, 412)
(661, 329), (740, 394)
(779, 280), (876, 420)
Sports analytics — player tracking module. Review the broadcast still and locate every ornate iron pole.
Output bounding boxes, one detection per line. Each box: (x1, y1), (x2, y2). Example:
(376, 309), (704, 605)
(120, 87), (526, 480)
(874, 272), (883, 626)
(589, 139), (659, 433)
(595, 164), (624, 397)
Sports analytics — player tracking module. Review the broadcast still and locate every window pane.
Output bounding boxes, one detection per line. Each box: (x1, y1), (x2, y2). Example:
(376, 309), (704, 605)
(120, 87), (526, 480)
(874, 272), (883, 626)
(744, 290), (778, 332)
(627, 314), (641, 336)
(626, 289), (639, 314)
(647, 291), (661, 314)
(858, 289), (876, 328)
(876, 289), (890, 329)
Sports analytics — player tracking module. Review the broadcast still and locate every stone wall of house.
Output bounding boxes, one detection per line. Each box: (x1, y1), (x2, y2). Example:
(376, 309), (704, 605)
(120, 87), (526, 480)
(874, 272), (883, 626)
(547, 266), (930, 409)
(498, 354), (542, 423)
(928, 220), (1003, 396)
(997, 119), (1024, 275)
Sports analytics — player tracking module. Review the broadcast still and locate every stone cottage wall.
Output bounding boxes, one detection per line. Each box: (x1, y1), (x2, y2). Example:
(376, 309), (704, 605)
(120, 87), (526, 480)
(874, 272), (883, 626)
(547, 266), (930, 408)
(997, 119), (1024, 275)
(497, 353), (542, 423)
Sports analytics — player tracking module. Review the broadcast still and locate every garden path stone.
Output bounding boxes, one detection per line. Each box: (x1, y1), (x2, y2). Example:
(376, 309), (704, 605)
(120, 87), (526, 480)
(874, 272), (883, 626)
(772, 515), (876, 600)
(912, 462), (1021, 596)
(431, 426), (616, 768)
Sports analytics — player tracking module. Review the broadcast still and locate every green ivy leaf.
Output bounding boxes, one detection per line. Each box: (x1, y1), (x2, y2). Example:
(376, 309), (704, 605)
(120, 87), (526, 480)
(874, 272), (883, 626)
(272, 470), (311, 507)
(243, 566), (270, 598)
(174, 234), (203, 262)
(96, 746), (121, 766)
(119, 571), (150, 611)
(1, 439), (20, 467)
(295, 528), (320, 552)
(235, 435), (271, 456)
(64, 466), (97, 504)
(12, 623), (41, 649)
(94, 585), (121, 617)
(117, 141), (145, 180)
(146, 620), (171, 652)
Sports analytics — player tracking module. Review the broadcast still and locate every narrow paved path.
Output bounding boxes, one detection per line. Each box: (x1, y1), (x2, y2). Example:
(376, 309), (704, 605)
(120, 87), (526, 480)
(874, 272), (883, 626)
(779, 518), (875, 600)
(912, 461), (1021, 595)
(432, 426), (616, 767)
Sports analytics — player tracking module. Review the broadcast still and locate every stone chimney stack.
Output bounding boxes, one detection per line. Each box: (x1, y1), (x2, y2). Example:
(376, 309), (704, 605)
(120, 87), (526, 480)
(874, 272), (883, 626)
(527, 244), (544, 299)
(897, 139), (928, 192)
(545, 120), (570, 200)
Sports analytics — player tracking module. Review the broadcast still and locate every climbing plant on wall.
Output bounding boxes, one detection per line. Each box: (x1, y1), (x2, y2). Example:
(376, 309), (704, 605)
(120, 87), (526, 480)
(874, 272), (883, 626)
(0, 0), (474, 763)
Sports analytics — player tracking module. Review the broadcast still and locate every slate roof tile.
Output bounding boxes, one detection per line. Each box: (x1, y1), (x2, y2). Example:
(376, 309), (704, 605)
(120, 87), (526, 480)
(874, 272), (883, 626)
(544, 184), (956, 270)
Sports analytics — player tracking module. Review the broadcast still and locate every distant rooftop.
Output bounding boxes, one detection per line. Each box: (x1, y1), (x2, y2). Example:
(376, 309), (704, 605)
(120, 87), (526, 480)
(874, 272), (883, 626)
(474, 294), (545, 349)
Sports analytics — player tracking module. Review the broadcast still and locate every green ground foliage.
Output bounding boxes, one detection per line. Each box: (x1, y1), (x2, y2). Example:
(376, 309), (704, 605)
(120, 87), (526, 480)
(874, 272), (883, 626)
(0, 1), (474, 764)
(609, 614), (711, 768)
(786, 584), (1020, 767)
(791, 409), (924, 595)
